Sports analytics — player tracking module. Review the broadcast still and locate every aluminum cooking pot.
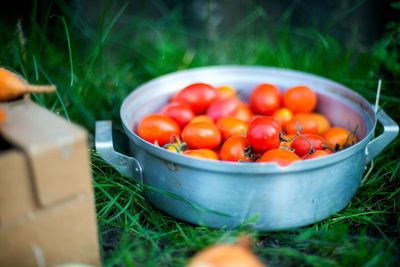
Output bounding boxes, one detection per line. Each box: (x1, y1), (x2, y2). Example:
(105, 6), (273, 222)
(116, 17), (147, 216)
(95, 66), (398, 230)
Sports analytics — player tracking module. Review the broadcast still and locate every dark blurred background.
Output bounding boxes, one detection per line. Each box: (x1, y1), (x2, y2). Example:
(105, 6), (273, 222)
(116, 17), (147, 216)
(0, 0), (397, 50)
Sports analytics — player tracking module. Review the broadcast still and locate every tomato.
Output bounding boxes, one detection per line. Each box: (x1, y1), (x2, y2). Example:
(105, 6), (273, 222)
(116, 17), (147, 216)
(137, 114), (180, 146)
(216, 117), (248, 140)
(257, 148), (301, 166)
(246, 116), (281, 153)
(279, 134), (297, 148)
(182, 122), (221, 149)
(217, 85), (236, 99)
(165, 142), (180, 152)
(272, 108), (293, 127)
(291, 133), (325, 157)
(206, 96), (241, 121)
(220, 135), (252, 162)
(183, 150), (208, 159)
(160, 102), (194, 128)
(303, 150), (331, 160)
(283, 85), (317, 113)
(232, 103), (253, 123)
(189, 115), (215, 124)
(249, 83), (281, 115)
(197, 148), (220, 160)
(322, 127), (357, 150)
(285, 113), (318, 135)
(172, 83), (218, 114)
(311, 113), (331, 134)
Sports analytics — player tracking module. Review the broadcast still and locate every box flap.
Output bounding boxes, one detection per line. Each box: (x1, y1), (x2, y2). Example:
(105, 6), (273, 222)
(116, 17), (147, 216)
(0, 150), (38, 225)
(1, 100), (93, 207)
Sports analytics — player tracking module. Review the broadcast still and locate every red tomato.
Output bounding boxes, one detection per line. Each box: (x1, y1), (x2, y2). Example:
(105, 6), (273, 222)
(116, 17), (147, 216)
(160, 102), (194, 128)
(322, 127), (357, 150)
(272, 107), (293, 127)
(303, 150), (331, 160)
(283, 85), (317, 113)
(206, 96), (241, 121)
(182, 122), (221, 149)
(216, 117), (248, 140)
(173, 83), (218, 114)
(246, 116), (281, 153)
(250, 83), (281, 115)
(137, 114), (180, 146)
(220, 135), (252, 162)
(257, 148), (301, 166)
(291, 133), (325, 157)
(285, 113), (318, 135)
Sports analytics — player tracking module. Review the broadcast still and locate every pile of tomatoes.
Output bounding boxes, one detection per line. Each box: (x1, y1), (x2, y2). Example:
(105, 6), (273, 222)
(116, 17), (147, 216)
(137, 83), (358, 166)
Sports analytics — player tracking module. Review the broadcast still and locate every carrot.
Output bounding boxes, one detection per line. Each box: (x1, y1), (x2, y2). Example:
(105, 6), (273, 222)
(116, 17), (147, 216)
(0, 108), (5, 123)
(0, 67), (56, 101)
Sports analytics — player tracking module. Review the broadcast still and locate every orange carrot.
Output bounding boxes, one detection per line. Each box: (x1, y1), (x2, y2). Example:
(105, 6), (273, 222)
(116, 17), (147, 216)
(0, 67), (56, 101)
(0, 108), (6, 123)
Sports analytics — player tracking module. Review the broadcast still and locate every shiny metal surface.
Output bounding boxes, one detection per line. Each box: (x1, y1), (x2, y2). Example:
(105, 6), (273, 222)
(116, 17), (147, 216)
(95, 121), (143, 182)
(96, 66), (398, 230)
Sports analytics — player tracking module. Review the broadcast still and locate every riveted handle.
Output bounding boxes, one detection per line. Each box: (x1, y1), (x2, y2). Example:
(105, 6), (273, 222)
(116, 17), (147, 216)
(365, 109), (399, 164)
(95, 120), (143, 181)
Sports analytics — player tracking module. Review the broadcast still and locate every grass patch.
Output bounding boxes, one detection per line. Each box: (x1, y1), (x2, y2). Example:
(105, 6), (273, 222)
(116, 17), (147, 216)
(1, 1), (399, 266)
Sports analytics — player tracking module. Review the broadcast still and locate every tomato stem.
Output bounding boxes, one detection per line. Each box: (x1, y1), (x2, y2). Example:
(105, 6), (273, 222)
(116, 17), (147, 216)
(323, 142), (335, 152)
(244, 145), (257, 160)
(280, 146), (295, 152)
(343, 125), (358, 148)
(295, 122), (315, 157)
(279, 132), (297, 142)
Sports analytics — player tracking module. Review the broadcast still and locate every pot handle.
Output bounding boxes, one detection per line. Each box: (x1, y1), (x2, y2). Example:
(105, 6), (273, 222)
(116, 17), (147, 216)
(95, 120), (143, 181)
(365, 109), (399, 164)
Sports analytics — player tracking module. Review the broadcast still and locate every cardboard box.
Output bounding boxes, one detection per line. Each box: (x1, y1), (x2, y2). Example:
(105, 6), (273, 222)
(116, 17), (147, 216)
(0, 99), (101, 266)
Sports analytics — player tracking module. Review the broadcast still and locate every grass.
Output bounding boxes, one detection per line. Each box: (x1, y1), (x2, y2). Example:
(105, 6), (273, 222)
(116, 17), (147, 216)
(1, 0), (399, 266)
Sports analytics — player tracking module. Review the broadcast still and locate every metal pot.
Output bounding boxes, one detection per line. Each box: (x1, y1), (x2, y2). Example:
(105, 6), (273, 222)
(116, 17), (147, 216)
(95, 66), (398, 230)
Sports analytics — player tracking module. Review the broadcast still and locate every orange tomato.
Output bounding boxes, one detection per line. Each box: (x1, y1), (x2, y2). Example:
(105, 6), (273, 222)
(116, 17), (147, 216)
(183, 150), (209, 159)
(216, 117), (248, 140)
(189, 115), (215, 125)
(137, 114), (181, 146)
(285, 113), (319, 135)
(280, 134), (297, 148)
(220, 135), (252, 162)
(312, 113), (331, 134)
(232, 103), (253, 123)
(182, 122), (221, 149)
(303, 150), (331, 160)
(197, 148), (220, 160)
(165, 142), (180, 152)
(272, 107), (293, 128)
(322, 127), (357, 150)
(257, 148), (301, 167)
(283, 85), (317, 113)
(217, 85), (236, 99)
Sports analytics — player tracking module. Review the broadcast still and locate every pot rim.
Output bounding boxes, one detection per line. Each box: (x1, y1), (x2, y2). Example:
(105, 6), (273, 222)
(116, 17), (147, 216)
(120, 65), (377, 174)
